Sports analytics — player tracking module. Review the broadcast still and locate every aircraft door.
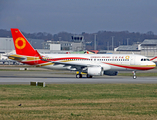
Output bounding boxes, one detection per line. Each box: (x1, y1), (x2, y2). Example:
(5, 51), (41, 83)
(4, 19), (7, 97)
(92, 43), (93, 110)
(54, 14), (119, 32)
(130, 55), (135, 65)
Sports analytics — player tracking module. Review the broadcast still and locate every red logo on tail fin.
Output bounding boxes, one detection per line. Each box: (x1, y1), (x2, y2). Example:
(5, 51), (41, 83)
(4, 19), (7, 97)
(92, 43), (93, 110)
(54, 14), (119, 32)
(15, 37), (26, 49)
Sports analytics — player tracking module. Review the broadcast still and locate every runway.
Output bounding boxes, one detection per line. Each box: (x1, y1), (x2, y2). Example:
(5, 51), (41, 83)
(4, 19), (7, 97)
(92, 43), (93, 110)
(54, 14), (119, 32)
(0, 70), (157, 84)
(0, 77), (157, 84)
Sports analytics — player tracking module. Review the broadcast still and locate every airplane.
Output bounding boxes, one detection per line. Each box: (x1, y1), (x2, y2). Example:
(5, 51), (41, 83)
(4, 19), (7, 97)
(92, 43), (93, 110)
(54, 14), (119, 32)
(149, 56), (157, 65)
(84, 50), (99, 54)
(8, 28), (156, 79)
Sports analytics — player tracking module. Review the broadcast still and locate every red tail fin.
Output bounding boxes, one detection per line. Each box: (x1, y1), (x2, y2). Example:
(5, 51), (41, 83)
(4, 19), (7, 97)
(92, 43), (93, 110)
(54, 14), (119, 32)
(11, 28), (38, 57)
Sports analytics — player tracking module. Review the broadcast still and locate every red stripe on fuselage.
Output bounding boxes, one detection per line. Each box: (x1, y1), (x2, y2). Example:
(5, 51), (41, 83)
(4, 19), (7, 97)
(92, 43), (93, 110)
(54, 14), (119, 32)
(104, 62), (155, 70)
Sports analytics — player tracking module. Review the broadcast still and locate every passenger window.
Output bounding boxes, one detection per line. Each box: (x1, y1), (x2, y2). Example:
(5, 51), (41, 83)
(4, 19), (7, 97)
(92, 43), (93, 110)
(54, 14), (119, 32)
(141, 59), (143, 61)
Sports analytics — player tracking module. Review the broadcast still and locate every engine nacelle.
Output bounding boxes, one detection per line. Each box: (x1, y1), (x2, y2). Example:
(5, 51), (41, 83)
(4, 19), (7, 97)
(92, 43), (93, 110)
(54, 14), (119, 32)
(104, 71), (118, 76)
(87, 67), (103, 76)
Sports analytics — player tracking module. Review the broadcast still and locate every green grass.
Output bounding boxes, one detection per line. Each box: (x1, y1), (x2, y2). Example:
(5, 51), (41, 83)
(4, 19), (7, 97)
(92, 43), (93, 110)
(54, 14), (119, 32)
(0, 84), (157, 119)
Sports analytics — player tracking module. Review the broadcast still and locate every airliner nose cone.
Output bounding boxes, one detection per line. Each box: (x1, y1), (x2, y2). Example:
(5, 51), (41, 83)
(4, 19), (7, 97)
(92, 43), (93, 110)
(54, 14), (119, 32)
(153, 63), (156, 67)
(151, 62), (156, 68)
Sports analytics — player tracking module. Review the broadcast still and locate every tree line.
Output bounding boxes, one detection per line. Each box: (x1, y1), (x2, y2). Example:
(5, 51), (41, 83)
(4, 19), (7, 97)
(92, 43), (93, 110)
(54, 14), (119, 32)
(0, 29), (157, 50)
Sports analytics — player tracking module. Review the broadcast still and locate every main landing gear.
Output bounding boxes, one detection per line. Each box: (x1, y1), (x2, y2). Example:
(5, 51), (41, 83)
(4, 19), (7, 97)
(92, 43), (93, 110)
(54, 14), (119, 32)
(87, 74), (92, 78)
(76, 74), (93, 78)
(76, 74), (82, 78)
(132, 71), (137, 79)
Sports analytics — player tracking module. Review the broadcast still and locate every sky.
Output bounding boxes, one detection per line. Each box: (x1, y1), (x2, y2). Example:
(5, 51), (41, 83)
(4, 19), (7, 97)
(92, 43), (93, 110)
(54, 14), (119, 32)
(0, 0), (157, 34)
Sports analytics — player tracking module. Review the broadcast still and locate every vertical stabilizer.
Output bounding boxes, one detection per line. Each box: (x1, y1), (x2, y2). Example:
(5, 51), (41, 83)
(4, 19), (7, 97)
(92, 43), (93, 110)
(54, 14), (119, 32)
(11, 28), (38, 57)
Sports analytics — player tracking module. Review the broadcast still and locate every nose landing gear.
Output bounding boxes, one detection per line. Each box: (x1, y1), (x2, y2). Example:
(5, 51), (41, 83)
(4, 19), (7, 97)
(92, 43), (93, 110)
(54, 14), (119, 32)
(132, 71), (137, 79)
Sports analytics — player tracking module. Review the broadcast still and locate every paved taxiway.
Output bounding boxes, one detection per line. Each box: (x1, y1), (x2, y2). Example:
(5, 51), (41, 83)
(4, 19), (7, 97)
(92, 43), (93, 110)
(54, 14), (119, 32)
(0, 70), (157, 84)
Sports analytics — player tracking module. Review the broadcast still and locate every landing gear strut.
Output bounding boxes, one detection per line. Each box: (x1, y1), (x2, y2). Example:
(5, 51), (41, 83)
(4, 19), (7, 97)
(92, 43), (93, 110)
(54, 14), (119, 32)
(132, 71), (137, 79)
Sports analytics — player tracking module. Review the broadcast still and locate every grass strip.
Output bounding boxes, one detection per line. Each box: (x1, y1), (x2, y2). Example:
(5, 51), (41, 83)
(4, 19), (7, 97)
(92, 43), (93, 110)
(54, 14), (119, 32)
(0, 84), (157, 119)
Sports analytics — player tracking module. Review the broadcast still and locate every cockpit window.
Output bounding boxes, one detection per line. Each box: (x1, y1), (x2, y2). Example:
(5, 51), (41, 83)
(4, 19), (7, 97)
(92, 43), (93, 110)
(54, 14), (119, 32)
(141, 58), (150, 61)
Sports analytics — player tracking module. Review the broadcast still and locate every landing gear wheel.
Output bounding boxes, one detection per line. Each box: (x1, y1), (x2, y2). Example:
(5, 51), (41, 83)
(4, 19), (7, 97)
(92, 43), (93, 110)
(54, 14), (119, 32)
(133, 75), (137, 79)
(76, 74), (82, 78)
(87, 74), (92, 78)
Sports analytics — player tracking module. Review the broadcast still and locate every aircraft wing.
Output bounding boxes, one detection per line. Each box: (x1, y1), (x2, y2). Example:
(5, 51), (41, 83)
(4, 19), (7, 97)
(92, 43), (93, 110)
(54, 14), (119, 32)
(42, 59), (98, 71)
(39, 51), (99, 71)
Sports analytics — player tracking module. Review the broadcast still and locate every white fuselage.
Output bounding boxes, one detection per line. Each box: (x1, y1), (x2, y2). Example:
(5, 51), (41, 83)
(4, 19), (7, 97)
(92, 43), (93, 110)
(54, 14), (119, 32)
(39, 53), (155, 71)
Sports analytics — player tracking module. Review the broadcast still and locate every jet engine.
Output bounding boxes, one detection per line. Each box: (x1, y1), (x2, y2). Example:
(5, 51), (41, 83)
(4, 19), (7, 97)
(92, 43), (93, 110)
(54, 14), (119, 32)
(87, 67), (103, 76)
(104, 71), (118, 76)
